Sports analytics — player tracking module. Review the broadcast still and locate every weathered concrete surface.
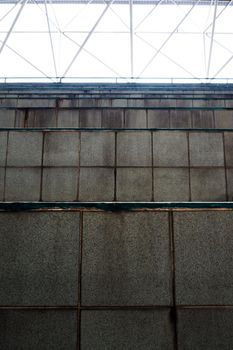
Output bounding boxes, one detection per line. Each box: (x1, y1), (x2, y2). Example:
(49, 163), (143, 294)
(0, 212), (79, 305)
(174, 211), (233, 305)
(0, 310), (77, 350)
(0, 129), (232, 201)
(81, 310), (173, 350)
(82, 212), (171, 306)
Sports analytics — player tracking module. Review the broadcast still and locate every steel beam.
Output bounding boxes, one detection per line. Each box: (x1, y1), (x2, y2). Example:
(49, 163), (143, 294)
(129, 0), (134, 77)
(137, 0), (201, 78)
(0, 0), (28, 56)
(207, 0), (218, 77)
(62, 0), (115, 77)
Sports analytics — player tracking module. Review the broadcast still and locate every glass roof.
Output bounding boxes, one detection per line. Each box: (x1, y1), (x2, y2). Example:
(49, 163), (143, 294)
(0, 0), (233, 83)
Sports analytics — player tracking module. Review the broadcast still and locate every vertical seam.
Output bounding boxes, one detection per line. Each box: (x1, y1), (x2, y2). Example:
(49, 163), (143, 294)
(3, 131), (9, 201)
(169, 211), (178, 350)
(223, 132), (228, 201)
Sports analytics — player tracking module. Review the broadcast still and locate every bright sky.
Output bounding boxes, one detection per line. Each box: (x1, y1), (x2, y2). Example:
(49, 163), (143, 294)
(0, 1), (233, 82)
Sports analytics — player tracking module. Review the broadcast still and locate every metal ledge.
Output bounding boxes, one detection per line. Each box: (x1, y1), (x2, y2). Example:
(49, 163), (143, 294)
(0, 202), (233, 211)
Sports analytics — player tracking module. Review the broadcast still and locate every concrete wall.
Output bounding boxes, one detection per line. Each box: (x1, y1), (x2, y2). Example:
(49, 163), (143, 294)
(1, 84), (233, 349)
(0, 206), (233, 349)
(0, 129), (233, 201)
(1, 83), (233, 129)
(2, 107), (233, 129)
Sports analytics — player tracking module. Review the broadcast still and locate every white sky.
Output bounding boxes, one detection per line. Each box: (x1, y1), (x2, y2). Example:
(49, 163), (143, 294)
(0, 1), (233, 82)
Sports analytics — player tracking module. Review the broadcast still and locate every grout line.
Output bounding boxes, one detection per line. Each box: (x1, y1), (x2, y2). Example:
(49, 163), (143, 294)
(76, 132), (81, 201)
(223, 132), (229, 201)
(114, 132), (117, 201)
(151, 131), (154, 201)
(169, 211), (178, 350)
(77, 211), (84, 350)
(2, 165), (231, 169)
(3, 127), (233, 132)
(0, 305), (233, 310)
(3, 131), (9, 201)
(187, 132), (192, 201)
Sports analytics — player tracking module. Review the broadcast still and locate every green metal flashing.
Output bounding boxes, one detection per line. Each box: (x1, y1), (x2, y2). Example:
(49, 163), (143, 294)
(1, 202), (233, 212)
(0, 83), (233, 92)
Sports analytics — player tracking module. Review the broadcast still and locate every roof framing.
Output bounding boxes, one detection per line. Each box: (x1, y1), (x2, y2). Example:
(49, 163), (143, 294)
(0, 0), (232, 5)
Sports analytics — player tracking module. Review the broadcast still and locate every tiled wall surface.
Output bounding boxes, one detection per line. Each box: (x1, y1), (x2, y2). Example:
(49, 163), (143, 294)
(1, 89), (233, 129)
(0, 208), (233, 349)
(1, 85), (233, 349)
(1, 107), (233, 129)
(0, 129), (232, 201)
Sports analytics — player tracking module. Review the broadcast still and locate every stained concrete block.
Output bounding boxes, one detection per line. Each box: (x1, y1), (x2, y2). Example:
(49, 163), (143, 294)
(225, 99), (233, 107)
(125, 109), (147, 128)
(170, 110), (191, 128)
(0, 132), (7, 166)
(80, 132), (115, 166)
(224, 132), (233, 166)
(17, 98), (55, 108)
(5, 168), (41, 201)
(14, 110), (25, 127)
(81, 310), (173, 350)
(112, 99), (128, 107)
(27, 110), (57, 127)
(79, 98), (96, 107)
(153, 131), (188, 166)
(145, 99), (175, 107)
(117, 167), (152, 201)
(154, 168), (189, 201)
(102, 109), (124, 128)
(97, 99), (111, 107)
(0, 98), (18, 108)
(82, 212), (171, 305)
(127, 99), (145, 107)
(0, 167), (4, 200)
(43, 132), (80, 166)
(79, 109), (101, 127)
(0, 310), (77, 350)
(190, 168), (226, 201)
(0, 212), (79, 305)
(7, 131), (43, 166)
(148, 110), (169, 128)
(57, 110), (79, 127)
(58, 98), (78, 108)
(79, 168), (114, 201)
(191, 110), (214, 128)
(189, 132), (224, 166)
(0, 109), (15, 127)
(177, 309), (233, 350)
(176, 99), (193, 107)
(215, 110), (233, 128)
(42, 168), (78, 201)
(174, 211), (233, 304)
(117, 132), (152, 166)
(193, 98), (225, 108)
